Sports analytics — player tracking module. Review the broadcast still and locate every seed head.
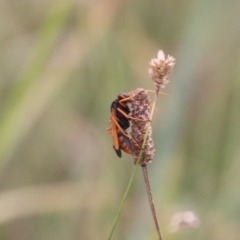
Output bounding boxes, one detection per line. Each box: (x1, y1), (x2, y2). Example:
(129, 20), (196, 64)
(129, 88), (155, 165)
(149, 50), (175, 92)
(170, 211), (200, 232)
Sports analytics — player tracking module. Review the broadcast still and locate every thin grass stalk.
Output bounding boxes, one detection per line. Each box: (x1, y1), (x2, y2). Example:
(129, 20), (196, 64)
(107, 92), (159, 240)
(142, 165), (162, 240)
(142, 91), (163, 240)
(107, 125), (150, 240)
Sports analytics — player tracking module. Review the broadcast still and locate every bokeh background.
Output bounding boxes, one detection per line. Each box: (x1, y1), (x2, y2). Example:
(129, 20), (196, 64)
(1, 0), (240, 239)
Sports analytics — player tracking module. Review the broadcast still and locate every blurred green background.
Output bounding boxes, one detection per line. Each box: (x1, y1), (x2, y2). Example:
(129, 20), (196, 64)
(1, 0), (240, 239)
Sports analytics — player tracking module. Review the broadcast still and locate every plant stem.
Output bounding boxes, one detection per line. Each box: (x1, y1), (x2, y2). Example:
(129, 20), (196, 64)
(107, 115), (152, 240)
(107, 160), (140, 240)
(107, 90), (160, 240)
(143, 90), (164, 240)
(142, 165), (163, 240)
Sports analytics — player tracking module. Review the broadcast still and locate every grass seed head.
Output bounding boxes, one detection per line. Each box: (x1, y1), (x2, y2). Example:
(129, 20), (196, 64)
(129, 88), (155, 165)
(149, 50), (175, 92)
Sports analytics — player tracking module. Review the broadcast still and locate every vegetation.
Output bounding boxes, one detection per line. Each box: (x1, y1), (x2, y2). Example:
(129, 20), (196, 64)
(0, 0), (240, 239)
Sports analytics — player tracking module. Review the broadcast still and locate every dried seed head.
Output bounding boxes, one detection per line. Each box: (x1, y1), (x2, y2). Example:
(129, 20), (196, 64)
(129, 88), (155, 165)
(170, 211), (200, 232)
(149, 50), (175, 92)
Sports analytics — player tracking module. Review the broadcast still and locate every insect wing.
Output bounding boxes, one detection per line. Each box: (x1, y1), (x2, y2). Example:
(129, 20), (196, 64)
(110, 108), (119, 150)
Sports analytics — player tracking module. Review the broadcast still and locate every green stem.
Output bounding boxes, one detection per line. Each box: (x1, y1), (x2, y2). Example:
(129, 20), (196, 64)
(107, 158), (140, 240)
(107, 91), (159, 240)
(107, 130), (149, 240)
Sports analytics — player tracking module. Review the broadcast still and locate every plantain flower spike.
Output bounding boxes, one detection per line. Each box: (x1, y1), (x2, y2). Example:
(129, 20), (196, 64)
(129, 50), (175, 165)
(149, 50), (175, 92)
(129, 88), (155, 165)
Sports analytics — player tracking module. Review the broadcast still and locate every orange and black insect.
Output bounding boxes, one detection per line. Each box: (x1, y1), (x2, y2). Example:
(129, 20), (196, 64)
(107, 89), (163, 157)
(114, 130), (132, 157)
(107, 93), (134, 158)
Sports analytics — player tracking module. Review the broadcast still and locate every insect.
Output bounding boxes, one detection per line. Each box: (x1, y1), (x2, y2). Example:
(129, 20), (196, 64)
(107, 92), (145, 157)
(107, 89), (166, 158)
(114, 130), (132, 157)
